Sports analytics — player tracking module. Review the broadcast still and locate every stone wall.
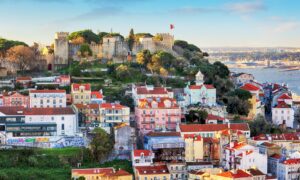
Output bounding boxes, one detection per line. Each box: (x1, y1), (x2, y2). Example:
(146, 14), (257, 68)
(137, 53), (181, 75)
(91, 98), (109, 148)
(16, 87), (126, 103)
(53, 32), (176, 64)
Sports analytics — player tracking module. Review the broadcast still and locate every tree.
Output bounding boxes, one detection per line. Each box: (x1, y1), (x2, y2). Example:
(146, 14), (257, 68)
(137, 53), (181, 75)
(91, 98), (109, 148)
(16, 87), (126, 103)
(213, 61), (230, 78)
(127, 28), (135, 51)
(98, 32), (109, 43)
(72, 36), (85, 44)
(116, 64), (130, 79)
(0, 38), (27, 57)
(69, 29), (100, 44)
(90, 128), (114, 162)
(159, 67), (168, 85)
(228, 89), (252, 101)
(6, 45), (35, 72)
(78, 44), (92, 58)
(136, 50), (152, 66)
(249, 115), (282, 137)
(186, 109), (208, 124)
(226, 96), (250, 116)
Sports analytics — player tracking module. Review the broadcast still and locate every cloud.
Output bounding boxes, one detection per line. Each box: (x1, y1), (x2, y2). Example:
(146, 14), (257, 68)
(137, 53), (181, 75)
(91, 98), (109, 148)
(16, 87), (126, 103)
(172, 7), (219, 14)
(71, 7), (124, 20)
(172, 0), (267, 15)
(225, 1), (267, 14)
(273, 21), (299, 33)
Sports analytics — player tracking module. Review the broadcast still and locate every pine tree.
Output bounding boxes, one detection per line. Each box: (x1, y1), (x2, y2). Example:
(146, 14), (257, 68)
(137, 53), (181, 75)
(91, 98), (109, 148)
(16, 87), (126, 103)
(128, 28), (135, 51)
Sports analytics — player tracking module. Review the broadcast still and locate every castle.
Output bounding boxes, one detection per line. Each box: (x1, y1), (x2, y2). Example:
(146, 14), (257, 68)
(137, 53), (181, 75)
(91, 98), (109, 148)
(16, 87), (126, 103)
(52, 32), (175, 71)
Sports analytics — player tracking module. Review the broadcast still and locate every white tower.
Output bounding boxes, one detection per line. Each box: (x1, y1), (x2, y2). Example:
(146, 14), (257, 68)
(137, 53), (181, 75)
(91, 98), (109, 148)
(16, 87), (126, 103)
(195, 70), (204, 85)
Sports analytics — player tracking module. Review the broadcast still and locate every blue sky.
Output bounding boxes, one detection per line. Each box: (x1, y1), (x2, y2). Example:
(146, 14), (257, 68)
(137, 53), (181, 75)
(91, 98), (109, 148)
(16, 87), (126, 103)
(0, 0), (299, 47)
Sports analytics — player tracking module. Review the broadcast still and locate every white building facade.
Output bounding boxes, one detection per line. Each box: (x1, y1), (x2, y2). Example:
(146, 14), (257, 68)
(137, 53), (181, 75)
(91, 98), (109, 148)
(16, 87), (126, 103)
(29, 90), (66, 108)
(272, 102), (295, 128)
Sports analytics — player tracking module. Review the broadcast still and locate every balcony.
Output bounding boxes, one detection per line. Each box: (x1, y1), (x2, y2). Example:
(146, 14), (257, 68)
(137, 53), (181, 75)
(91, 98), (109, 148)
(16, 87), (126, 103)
(167, 113), (180, 116)
(141, 121), (155, 124)
(141, 114), (155, 117)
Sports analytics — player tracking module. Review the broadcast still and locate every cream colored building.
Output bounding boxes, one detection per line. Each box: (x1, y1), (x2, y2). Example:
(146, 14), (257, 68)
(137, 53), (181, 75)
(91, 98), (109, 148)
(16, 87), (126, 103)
(71, 83), (91, 104)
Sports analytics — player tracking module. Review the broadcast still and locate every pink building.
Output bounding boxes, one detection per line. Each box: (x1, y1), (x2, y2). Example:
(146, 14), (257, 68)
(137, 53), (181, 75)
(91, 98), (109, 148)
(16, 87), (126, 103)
(2, 91), (29, 107)
(55, 75), (71, 86)
(135, 97), (181, 135)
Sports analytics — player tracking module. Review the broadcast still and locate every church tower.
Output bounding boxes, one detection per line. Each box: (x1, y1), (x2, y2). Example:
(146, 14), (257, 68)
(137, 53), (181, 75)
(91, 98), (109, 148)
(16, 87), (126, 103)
(195, 70), (204, 85)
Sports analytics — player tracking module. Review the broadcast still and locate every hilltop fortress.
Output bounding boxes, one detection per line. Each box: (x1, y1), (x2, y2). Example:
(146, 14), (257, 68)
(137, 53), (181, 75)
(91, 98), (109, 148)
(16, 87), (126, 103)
(52, 32), (175, 71)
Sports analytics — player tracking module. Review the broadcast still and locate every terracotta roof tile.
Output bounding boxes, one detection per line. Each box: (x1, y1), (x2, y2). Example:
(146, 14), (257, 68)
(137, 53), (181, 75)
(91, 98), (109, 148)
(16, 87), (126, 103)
(216, 169), (252, 178)
(240, 83), (260, 91)
(91, 91), (103, 99)
(133, 150), (152, 157)
(136, 87), (168, 95)
(180, 123), (249, 132)
(135, 165), (169, 175)
(100, 103), (126, 109)
(274, 102), (291, 108)
(72, 83), (91, 91)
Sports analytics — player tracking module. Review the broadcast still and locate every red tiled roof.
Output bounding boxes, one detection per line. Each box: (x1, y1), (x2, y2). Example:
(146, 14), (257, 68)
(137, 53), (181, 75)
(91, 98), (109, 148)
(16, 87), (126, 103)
(270, 134), (285, 140)
(135, 165), (169, 175)
(16, 76), (32, 81)
(189, 170), (205, 175)
(100, 103), (126, 109)
(206, 114), (225, 121)
(138, 97), (179, 109)
(278, 93), (292, 100)
(72, 168), (131, 177)
(136, 87), (168, 95)
(229, 142), (248, 150)
(270, 153), (282, 159)
(252, 134), (268, 141)
(24, 107), (75, 115)
(282, 158), (300, 165)
(260, 142), (278, 148)
(189, 85), (201, 89)
(189, 84), (215, 90)
(247, 168), (265, 176)
(91, 91), (103, 99)
(283, 133), (300, 140)
(240, 83), (260, 91)
(274, 102), (291, 108)
(30, 89), (66, 93)
(72, 83), (91, 91)
(180, 123), (249, 132)
(0, 106), (25, 115)
(217, 169), (252, 178)
(184, 134), (202, 141)
(133, 150), (152, 157)
(74, 103), (100, 109)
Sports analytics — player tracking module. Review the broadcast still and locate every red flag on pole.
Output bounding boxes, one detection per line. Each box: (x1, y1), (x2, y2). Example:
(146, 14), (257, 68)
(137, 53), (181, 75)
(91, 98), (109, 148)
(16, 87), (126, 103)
(170, 24), (174, 30)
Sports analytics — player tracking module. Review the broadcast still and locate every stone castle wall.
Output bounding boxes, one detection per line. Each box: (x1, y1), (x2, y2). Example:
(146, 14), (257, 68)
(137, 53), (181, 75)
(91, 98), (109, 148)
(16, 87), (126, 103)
(54, 32), (175, 65)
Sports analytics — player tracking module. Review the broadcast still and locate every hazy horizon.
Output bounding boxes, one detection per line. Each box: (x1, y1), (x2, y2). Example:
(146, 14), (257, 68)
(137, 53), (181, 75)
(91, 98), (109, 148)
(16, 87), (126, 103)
(1, 0), (300, 47)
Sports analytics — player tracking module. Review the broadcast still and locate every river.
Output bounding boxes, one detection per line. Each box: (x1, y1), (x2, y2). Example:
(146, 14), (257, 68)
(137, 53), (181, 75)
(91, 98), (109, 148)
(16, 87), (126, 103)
(230, 68), (300, 95)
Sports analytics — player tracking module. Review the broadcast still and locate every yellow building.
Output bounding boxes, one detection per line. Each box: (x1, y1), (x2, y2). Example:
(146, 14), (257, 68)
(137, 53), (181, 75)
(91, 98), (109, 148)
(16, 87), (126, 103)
(71, 167), (133, 180)
(71, 83), (91, 104)
(183, 134), (204, 162)
(211, 169), (253, 180)
(134, 165), (170, 180)
(188, 170), (210, 180)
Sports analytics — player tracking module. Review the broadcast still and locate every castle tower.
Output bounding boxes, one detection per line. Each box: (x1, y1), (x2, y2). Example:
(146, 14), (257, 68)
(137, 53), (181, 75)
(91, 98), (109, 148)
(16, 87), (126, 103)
(157, 33), (174, 49)
(54, 32), (69, 70)
(102, 36), (123, 59)
(195, 70), (204, 85)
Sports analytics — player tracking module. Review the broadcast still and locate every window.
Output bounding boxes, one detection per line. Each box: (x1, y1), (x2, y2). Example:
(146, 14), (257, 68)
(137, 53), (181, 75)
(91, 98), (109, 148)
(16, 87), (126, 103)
(61, 124), (64, 130)
(61, 117), (64, 120)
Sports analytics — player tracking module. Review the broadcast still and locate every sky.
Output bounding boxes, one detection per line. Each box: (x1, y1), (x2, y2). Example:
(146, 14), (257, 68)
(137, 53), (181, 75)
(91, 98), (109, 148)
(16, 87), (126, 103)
(0, 0), (300, 47)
